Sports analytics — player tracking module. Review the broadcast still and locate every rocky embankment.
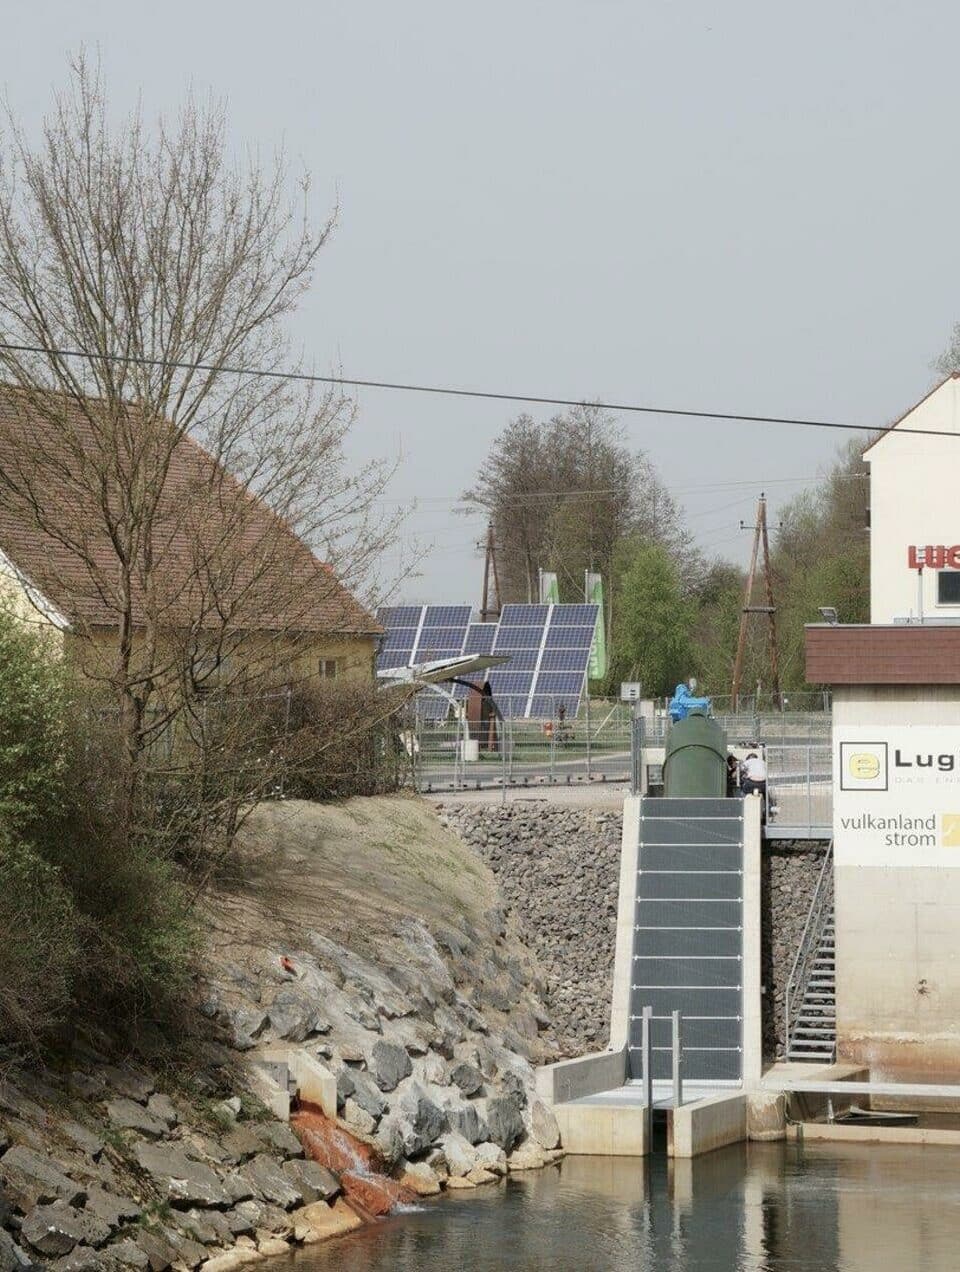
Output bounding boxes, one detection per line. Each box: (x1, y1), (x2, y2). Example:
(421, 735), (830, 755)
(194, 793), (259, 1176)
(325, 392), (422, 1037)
(439, 803), (622, 1056)
(439, 804), (829, 1063)
(764, 840), (830, 1058)
(0, 796), (567, 1270)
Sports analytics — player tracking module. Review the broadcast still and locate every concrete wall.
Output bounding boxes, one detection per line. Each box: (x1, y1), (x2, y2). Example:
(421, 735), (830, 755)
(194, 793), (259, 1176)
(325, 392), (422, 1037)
(867, 376), (960, 623)
(833, 686), (960, 1079)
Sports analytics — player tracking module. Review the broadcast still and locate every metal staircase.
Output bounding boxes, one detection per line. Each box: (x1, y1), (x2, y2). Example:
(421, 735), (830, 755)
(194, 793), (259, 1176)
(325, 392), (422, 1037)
(785, 842), (836, 1063)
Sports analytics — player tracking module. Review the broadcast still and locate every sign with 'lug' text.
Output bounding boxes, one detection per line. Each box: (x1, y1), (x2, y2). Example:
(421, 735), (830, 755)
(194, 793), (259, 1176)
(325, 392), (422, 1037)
(835, 727), (960, 867)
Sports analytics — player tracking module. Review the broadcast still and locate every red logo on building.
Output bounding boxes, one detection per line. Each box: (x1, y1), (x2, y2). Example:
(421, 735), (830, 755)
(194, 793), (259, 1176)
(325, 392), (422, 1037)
(908, 545), (960, 569)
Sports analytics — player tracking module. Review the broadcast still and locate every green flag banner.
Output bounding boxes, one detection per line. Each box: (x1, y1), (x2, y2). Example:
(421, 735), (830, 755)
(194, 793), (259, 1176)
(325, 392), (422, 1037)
(586, 572), (607, 679)
(540, 571), (560, 604)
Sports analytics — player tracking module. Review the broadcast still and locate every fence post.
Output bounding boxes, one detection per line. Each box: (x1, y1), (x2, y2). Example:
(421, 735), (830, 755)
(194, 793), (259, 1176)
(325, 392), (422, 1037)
(807, 743), (813, 833)
(671, 1010), (683, 1108)
(641, 1005), (653, 1145)
(585, 689), (592, 779)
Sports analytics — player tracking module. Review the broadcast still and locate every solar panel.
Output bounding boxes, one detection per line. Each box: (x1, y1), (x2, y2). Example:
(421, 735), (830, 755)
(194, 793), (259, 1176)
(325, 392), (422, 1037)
(376, 605), (423, 626)
(376, 600), (599, 720)
(544, 624), (597, 648)
(550, 604), (600, 625)
(421, 605), (472, 628)
(463, 623), (497, 654)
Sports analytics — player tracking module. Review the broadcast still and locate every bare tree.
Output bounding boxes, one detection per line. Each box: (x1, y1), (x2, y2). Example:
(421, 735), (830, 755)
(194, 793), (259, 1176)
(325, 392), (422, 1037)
(463, 403), (696, 602)
(0, 58), (399, 831)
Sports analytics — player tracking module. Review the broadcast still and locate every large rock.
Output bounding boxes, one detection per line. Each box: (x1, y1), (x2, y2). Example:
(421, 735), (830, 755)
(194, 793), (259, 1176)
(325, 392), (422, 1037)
(445, 1100), (484, 1145)
(398, 1161), (441, 1197)
(368, 1041), (412, 1092)
(507, 1143), (546, 1171)
(105, 1239), (150, 1268)
(133, 1143), (230, 1209)
(473, 1141), (507, 1176)
(448, 1062), (483, 1096)
(291, 1198), (363, 1244)
(345, 1070), (387, 1119)
(0, 1229), (33, 1271)
(21, 1202), (111, 1257)
(341, 1099), (376, 1136)
(280, 1160), (339, 1204)
(396, 1085), (446, 1155)
(224, 1009), (268, 1051)
(373, 1117), (405, 1168)
(146, 1094), (178, 1128)
(81, 1187), (141, 1231)
(267, 989), (330, 1043)
(240, 1155), (303, 1209)
(479, 1095), (524, 1151)
(105, 1098), (168, 1138)
(48, 1244), (111, 1271)
(1, 1147), (86, 1206)
(250, 1122), (303, 1159)
(440, 1132), (478, 1178)
(530, 1100), (561, 1150)
(99, 1067), (154, 1104)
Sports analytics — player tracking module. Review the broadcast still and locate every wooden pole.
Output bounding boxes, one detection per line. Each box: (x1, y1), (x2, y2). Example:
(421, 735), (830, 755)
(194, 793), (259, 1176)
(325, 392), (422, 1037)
(759, 496), (782, 709)
(481, 524), (493, 622)
(731, 496), (763, 712)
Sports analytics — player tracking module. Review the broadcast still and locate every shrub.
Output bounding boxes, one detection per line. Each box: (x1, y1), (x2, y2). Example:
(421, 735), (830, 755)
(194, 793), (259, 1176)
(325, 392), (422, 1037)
(0, 609), (197, 1053)
(0, 832), (82, 1049)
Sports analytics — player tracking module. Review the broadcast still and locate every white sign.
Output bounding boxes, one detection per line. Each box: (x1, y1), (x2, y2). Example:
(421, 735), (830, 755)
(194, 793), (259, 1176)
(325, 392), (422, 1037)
(620, 682), (642, 702)
(835, 726), (960, 867)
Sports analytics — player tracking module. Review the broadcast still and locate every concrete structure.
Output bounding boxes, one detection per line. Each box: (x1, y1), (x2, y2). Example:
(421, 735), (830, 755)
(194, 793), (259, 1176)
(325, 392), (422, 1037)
(537, 793), (762, 1157)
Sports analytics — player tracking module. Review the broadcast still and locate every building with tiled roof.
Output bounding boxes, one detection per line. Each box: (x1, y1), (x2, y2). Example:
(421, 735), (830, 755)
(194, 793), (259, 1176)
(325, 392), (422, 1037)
(0, 387), (381, 686)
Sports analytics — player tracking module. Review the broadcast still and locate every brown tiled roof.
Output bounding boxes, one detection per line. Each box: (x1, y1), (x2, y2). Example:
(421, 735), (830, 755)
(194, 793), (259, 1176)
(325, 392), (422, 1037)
(0, 388), (381, 636)
(806, 623), (960, 684)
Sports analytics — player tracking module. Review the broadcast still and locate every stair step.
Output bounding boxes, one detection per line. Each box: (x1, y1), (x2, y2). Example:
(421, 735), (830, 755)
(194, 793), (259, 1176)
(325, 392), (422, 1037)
(796, 1016), (836, 1025)
(792, 1027), (836, 1037)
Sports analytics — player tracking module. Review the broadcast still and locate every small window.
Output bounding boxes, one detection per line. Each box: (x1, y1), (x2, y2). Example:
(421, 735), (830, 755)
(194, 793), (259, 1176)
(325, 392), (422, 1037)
(319, 658), (340, 680)
(938, 571), (960, 605)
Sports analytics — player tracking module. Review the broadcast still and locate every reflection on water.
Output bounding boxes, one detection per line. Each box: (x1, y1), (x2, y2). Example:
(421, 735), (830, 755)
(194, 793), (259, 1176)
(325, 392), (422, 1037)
(286, 1139), (960, 1271)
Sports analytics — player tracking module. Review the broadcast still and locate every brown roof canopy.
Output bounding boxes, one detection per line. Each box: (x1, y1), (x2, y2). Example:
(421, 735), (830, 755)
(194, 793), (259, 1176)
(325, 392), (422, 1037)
(0, 388), (380, 637)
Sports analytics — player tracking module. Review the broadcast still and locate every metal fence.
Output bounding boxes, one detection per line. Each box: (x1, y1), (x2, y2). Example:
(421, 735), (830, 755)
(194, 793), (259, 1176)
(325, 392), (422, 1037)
(410, 703), (634, 792)
(409, 698), (835, 832)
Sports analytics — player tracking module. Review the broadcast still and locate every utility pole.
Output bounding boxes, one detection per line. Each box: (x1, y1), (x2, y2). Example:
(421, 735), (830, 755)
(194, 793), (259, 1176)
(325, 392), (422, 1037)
(480, 523), (502, 622)
(731, 493), (781, 712)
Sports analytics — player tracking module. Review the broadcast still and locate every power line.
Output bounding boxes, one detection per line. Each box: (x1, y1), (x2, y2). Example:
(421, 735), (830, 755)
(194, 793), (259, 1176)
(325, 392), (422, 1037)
(0, 339), (947, 439)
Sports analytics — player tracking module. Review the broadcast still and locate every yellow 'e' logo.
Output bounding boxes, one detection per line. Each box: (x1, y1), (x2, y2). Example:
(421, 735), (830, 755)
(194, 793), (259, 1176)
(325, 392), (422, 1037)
(849, 752), (881, 780)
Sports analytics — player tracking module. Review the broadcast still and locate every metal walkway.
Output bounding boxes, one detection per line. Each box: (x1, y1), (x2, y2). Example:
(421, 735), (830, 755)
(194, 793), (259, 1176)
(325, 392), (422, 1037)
(629, 797), (745, 1083)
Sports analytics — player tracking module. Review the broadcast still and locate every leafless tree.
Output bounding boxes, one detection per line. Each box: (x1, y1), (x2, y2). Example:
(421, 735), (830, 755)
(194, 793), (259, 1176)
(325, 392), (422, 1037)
(0, 58), (401, 834)
(463, 403), (697, 602)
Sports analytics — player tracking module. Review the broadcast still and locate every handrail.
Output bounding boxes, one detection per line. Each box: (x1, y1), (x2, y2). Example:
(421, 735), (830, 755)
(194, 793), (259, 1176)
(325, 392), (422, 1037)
(783, 839), (834, 1058)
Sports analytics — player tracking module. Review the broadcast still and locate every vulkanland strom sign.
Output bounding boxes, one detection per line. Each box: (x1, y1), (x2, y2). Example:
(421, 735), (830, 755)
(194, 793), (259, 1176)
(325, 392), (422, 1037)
(835, 727), (960, 867)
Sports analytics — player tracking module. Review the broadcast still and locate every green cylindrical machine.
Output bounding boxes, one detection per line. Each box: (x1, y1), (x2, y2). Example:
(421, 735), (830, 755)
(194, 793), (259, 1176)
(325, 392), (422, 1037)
(663, 707), (728, 798)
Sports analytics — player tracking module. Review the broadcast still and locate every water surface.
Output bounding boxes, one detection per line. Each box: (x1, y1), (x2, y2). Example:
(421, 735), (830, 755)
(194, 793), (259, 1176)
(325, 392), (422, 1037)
(287, 1139), (960, 1271)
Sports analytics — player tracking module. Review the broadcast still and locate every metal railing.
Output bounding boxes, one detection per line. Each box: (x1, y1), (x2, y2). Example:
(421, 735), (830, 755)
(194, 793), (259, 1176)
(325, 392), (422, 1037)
(784, 840), (835, 1059)
(411, 706), (635, 792)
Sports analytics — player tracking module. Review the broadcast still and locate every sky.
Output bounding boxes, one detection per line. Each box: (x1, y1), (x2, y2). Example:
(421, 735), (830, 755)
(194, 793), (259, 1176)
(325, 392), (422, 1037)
(4, 1), (960, 604)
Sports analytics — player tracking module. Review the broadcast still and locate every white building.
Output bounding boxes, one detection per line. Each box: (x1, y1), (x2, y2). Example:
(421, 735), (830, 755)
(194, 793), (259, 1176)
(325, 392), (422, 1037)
(808, 372), (960, 1082)
(867, 373), (960, 623)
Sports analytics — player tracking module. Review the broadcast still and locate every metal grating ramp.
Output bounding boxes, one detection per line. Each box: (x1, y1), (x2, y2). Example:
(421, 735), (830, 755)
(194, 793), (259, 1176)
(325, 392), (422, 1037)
(628, 797), (745, 1082)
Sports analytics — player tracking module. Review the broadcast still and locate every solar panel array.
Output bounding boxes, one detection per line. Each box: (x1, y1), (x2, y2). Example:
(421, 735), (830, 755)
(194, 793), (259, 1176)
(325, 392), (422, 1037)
(377, 603), (599, 720)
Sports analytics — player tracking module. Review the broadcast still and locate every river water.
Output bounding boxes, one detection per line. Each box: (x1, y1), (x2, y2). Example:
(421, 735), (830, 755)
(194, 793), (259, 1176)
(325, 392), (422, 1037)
(289, 1139), (960, 1271)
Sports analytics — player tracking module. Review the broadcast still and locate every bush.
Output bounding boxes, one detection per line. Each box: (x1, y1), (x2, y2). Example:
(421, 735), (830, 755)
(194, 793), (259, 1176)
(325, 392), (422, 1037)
(0, 833), (82, 1048)
(0, 609), (197, 1053)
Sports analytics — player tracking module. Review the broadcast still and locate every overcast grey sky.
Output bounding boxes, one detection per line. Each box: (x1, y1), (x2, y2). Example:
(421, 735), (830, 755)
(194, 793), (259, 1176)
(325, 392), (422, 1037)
(5, 2), (958, 603)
